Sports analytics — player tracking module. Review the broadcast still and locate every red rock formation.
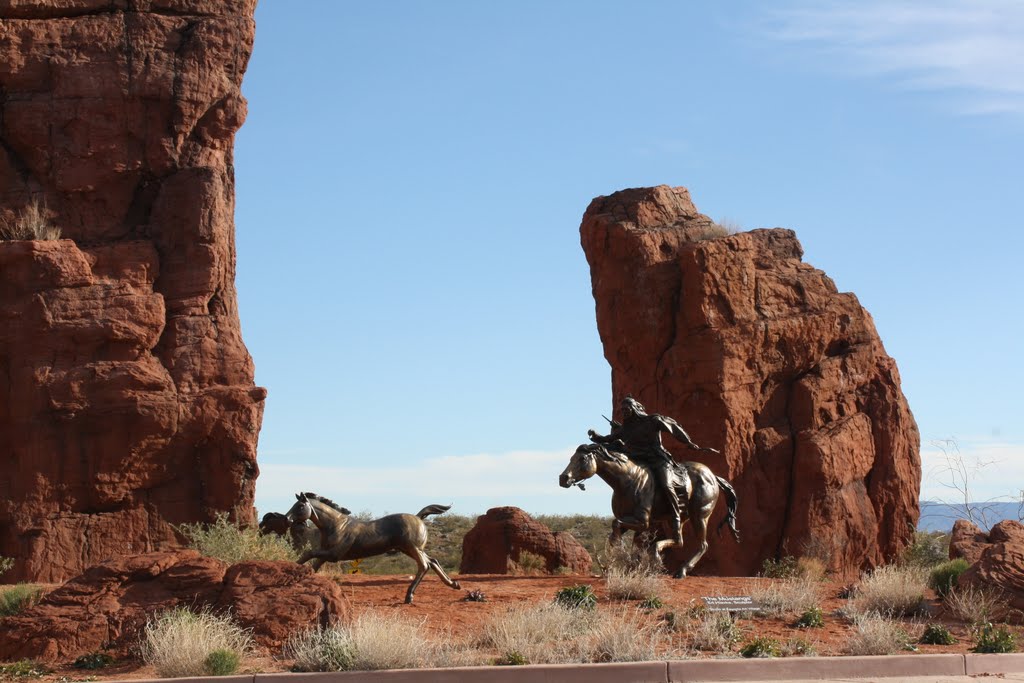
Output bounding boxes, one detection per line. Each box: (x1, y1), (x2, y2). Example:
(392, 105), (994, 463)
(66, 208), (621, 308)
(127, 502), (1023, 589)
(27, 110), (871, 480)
(949, 518), (991, 565)
(958, 520), (1024, 618)
(580, 186), (920, 576)
(0, 1), (263, 582)
(0, 550), (350, 661)
(460, 507), (592, 575)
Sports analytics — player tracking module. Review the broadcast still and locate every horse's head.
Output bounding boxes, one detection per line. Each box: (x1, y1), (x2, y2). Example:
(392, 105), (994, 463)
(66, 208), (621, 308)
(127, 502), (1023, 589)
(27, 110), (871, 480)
(559, 443), (601, 489)
(286, 492), (319, 526)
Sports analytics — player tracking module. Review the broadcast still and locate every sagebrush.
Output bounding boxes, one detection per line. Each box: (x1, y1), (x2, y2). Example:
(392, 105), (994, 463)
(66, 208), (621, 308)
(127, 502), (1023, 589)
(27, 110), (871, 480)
(177, 512), (298, 564)
(140, 607), (252, 678)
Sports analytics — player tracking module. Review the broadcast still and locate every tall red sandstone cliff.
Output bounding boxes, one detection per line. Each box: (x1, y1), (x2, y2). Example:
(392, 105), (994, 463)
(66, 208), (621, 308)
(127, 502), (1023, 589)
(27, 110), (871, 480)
(0, 0), (264, 582)
(581, 186), (920, 576)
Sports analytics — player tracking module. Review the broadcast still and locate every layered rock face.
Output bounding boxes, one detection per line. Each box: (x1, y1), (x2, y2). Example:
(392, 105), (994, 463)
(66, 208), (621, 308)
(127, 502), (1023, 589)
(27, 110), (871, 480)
(460, 507), (592, 574)
(955, 519), (1024, 619)
(0, 1), (263, 582)
(580, 186), (920, 576)
(0, 551), (351, 661)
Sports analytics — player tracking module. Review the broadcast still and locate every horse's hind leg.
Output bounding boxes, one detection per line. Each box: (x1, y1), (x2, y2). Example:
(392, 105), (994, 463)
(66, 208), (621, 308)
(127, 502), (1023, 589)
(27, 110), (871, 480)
(675, 506), (713, 579)
(402, 549), (431, 604)
(425, 552), (461, 591)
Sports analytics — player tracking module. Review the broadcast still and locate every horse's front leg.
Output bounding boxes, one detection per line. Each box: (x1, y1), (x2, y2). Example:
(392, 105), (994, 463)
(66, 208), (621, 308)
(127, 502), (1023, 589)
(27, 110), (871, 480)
(608, 518), (624, 546)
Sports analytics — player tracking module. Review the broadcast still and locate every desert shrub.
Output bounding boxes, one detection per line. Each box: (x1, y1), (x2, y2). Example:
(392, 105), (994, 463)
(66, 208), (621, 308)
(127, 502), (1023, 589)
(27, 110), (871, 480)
(844, 614), (916, 655)
(0, 660), (49, 679)
(463, 589), (487, 602)
(903, 531), (951, 568)
(480, 602), (594, 665)
(494, 650), (528, 666)
(204, 649), (241, 676)
(177, 512), (297, 564)
(929, 558), (970, 599)
(920, 624), (956, 645)
(685, 611), (742, 653)
(740, 636), (780, 658)
(509, 550), (547, 575)
(748, 576), (822, 617)
(140, 607), (252, 678)
(639, 596), (663, 610)
(0, 557), (13, 576)
(795, 556), (827, 581)
(605, 564), (665, 602)
(973, 622), (1016, 653)
(285, 628), (355, 672)
(585, 608), (667, 663)
(848, 565), (928, 617)
(943, 584), (1010, 625)
(795, 606), (824, 629)
(760, 555), (798, 579)
(780, 637), (816, 656)
(0, 201), (61, 241)
(554, 584), (598, 611)
(0, 584), (43, 617)
(73, 652), (115, 670)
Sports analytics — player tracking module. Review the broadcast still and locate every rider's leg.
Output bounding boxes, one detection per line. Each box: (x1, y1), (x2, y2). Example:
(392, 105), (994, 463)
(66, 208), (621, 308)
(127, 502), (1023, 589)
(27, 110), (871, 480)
(654, 463), (684, 545)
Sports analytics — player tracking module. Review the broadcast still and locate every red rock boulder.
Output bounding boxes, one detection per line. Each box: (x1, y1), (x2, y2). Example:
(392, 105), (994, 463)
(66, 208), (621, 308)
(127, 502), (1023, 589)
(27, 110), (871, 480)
(580, 186), (920, 576)
(0, 550), (350, 661)
(0, 1), (264, 582)
(460, 507), (592, 574)
(949, 518), (992, 565)
(957, 520), (1024, 617)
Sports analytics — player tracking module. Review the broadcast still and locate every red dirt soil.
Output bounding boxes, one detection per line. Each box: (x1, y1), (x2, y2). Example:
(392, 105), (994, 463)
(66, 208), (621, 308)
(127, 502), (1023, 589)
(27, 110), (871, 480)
(15, 573), (1018, 681)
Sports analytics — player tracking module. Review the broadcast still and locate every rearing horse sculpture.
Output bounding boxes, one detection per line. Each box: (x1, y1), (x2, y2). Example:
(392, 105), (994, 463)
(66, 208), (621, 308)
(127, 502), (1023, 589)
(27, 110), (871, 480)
(559, 443), (740, 577)
(285, 492), (461, 603)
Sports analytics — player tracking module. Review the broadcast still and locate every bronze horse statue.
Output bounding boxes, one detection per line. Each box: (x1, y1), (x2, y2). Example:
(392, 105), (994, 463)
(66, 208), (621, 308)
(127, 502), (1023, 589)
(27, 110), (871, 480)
(284, 492), (461, 603)
(559, 443), (740, 578)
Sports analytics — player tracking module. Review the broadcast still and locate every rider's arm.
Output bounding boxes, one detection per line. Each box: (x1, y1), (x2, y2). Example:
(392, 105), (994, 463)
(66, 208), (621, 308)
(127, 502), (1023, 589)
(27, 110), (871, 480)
(659, 416), (700, 449)
(588, 428), (617, 444)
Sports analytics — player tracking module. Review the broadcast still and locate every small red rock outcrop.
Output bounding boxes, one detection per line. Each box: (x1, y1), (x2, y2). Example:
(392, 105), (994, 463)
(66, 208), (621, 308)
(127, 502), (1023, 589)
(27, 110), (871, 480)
(580, 186), (921, 576)
(956, 519), (1024, 616)
(0, 1), (264, 582)
(460, 507), (592, 574)
(0, 550), (350, 662)
(949, 518), (992, 565)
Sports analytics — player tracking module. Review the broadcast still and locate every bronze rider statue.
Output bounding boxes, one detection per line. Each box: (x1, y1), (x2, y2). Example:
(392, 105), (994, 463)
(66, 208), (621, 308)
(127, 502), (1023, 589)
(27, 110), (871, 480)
(588, 395), (719, 545)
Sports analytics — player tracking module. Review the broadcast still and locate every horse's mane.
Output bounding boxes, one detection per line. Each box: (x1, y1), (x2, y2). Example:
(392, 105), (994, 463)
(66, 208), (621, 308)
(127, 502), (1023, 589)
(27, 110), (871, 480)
(301, 492), (351, 515)
(584, 443), (634, 467)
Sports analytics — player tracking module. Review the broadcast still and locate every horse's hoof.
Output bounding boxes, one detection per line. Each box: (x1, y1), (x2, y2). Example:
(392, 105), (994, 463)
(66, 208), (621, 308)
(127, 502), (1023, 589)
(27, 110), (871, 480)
(674, 568), (687, 579)
(404, 596), (414, 604)
(452, 581), (461, 590)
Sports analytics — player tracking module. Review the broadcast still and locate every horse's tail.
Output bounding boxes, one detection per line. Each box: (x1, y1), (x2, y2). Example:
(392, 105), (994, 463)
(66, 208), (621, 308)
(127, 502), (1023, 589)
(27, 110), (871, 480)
(416, 503), (452, 519)
(714, 476), (740, 543)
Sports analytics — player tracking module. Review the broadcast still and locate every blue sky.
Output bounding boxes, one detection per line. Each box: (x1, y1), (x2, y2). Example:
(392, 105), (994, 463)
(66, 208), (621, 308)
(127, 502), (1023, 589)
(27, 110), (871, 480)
(235, 1), (1023, 519)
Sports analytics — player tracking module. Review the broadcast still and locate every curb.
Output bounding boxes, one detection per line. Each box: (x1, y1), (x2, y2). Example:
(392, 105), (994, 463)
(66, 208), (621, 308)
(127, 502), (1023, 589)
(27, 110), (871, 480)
(113, 653), (1024, 683)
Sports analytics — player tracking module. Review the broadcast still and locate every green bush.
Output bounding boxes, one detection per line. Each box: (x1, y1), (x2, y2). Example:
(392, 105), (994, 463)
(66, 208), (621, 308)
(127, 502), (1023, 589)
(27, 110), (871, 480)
(494, 650), (528, 666)
(920, 624), (956, 646)
(73, 652), (114, 670)
(204, 649), (241, 676)
(740, 636), (780, 658)
(0, 660), (50, 679)
(760, 555), (798, 579)
(177, 512), (297, 564)
(0, 584), (43, 617)
(929, 559), (970, 599)
(639, 596), (663, 610)
(795, 606), (824, 628)
(903, 531), (951, 568)
(554, 584), (597, 611)
(0, 556), (13, 576)
(973, 623), (1016, 653)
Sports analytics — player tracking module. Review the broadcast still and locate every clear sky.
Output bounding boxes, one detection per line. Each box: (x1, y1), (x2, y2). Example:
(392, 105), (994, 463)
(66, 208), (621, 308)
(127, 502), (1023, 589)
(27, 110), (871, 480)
(235, 1), (1024, 520)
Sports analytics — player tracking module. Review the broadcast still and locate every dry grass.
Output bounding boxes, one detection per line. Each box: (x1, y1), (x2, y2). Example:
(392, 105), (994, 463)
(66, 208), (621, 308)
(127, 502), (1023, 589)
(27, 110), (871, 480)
(0, 201), (61, 241)
(0, 583), (44, 617)
(747, 576), (823, 617)
(584, 608), (670, 662)
(844, 614), (919, 655)
(944, 584), (1011, 625)
(177, 512), (298, 564)
(343, 611), (438, 671)
(140, 607), (252, 678)
(598, 539), (665, 601)
(847, 565), (928, 617)
(479, 602), (596, 664)
(508, 550), (547, 575)
(684, 610), (742, 654)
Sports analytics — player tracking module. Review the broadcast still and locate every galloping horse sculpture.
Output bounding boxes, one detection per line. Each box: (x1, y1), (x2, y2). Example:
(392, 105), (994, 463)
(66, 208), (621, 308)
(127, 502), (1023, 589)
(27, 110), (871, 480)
(559, 443), (740, 577)
(284, 492), (461, 603)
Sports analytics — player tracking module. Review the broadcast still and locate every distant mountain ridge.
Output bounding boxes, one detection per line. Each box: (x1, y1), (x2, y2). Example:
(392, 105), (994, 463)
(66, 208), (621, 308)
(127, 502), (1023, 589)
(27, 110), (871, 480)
(918, 500), (1021, 532)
